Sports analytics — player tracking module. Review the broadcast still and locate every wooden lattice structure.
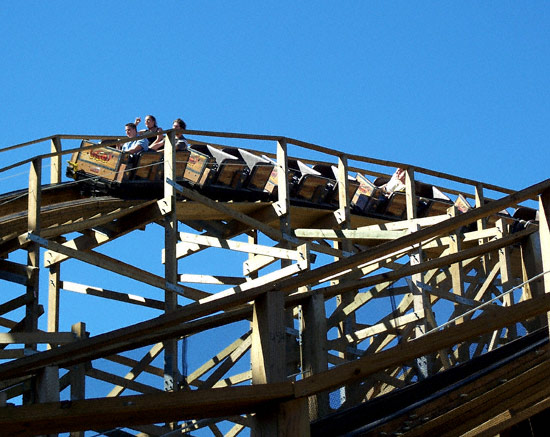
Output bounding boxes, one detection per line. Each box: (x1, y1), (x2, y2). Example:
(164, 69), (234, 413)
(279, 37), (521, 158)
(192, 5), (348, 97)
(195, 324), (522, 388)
(0, 130), (550, 436)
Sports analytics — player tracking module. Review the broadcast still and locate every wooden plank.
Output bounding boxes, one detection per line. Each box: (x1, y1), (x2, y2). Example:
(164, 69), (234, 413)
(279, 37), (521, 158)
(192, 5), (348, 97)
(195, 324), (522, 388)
(70, 322), (86, 406)
(0, 380), (292, 436)
(199, 257), (307, 305)
(539, 188), (550, 331)
(163, 132), (180, 395)
(0, 294), (34, 317)
(0, 259), (33, 285)
(448, 206), (468, 358)
(294, 228), (407, 240)
(105, 354), (163, 378)
(47, 263), (60, 344)
(405, 167), (417, 220)
(61, 281), (165, 310)
(212, 370), (252, 388)
(87, 367), (162, 394)
(0, 332), (75, 344)
(24, 233), (209, 301)
(50, 136), (62, 184)
(178, 274), (246, 285)
(26, 158), (41, 341)
(0, 350), (25, 359)
(175, 232), (303, 260)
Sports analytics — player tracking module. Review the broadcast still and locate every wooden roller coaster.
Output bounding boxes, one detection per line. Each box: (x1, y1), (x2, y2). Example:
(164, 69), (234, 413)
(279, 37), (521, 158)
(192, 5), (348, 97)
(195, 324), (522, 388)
(0, 128), (550, 436)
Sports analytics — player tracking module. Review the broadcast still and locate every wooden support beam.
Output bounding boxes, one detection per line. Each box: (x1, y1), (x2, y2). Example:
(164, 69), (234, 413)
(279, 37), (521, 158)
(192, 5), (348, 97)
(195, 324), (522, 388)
(251, 289), (286, 435)
(26, 158), (41, 339)
(405, 167), (417, 220)
(539, 188), (550, 333)
(448, 206), (469, 361)
(496, 217), (517, 341)
(47, 262), (60, 350)
(24, 233), (209, 301)
(294, 228), (407, 240)
(107, 342), (164, 397)
(70, 322), (86, 406)
(50, 136), (62, 184)
(175, 232), (303, 260)
(0, 383), (295, 436)
(163, 131), (180, 397)
(0, 332), (75, 344)
(0, 259), (33, 285)
(61, 281), (165, 310)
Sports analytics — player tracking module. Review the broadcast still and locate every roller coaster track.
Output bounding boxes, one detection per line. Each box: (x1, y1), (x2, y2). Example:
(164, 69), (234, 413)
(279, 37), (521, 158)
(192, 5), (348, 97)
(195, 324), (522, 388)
(1, 130), (550, 436)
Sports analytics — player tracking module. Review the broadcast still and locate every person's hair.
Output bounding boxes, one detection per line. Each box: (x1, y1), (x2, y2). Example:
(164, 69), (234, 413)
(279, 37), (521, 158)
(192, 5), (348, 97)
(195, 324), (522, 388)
(125, 122), (137, 130)
(173, 118), (186, 130)
(145, 115), (157, 127)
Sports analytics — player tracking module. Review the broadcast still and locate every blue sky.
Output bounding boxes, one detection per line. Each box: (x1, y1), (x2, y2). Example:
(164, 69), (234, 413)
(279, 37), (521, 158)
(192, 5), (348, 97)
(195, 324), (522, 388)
(1, 1), (549, 430)
(3, 2), (549, 189)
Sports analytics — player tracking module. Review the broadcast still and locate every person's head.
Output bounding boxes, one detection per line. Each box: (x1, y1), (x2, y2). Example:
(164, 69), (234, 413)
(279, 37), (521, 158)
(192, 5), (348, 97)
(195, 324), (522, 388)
(125, 123), (138, 138)
(172, 118), (186, 130)
(144, 115), (157, 130)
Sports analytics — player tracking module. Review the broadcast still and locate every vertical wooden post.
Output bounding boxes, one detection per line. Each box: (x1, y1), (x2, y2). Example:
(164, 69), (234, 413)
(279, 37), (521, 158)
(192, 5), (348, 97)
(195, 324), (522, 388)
(48, 137), (61, 348)
(333, 155), (358, 405)
(475, 183), (489, 276)
(26, 158), (41, 341)
(36, 366), (60, 403)
(274, 139), (290, 223)
(520, 233), (545, 330)
(409, 222), (431, 378)
(448, 206), (469, 361)
(302, 291), (329, 420)
(272, 139), (300, 377)
(496, 217), (517, 341)
(251, 290), (286, 436)
(47, 263), (60, 349)
(335, 155), (351, 225)
(277, 397), (311, 437)
(538, 188), (550, 333)
(70, 322), (86, 437)
(50, 136), (62, 184)
(405, 167), (417, 221)
(163, 131), (179, 393)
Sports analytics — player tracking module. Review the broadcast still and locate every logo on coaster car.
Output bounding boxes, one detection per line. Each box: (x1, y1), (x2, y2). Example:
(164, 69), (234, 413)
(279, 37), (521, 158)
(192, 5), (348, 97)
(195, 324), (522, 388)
(90, 150), (113, 163)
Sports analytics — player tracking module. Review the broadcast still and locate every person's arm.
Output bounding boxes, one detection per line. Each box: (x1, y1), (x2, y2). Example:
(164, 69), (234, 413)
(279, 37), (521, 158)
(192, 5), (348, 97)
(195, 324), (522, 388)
(127, 138), (148, 154)
(153, 127), (164, 144)
(149, 137), (165, 152)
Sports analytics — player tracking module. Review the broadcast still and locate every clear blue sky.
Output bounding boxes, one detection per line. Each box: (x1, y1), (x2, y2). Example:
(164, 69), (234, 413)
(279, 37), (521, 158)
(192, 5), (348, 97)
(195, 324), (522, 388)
(3, 2), (549, 189)
(1, 1), (549, 430)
